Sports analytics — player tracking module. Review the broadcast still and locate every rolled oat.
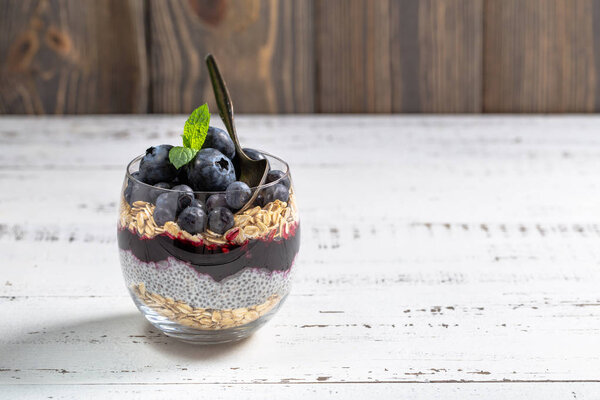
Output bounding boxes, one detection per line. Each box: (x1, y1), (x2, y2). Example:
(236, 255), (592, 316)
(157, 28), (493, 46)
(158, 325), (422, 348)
(119, 189), (298, 245)
(131, 283), (281, 330)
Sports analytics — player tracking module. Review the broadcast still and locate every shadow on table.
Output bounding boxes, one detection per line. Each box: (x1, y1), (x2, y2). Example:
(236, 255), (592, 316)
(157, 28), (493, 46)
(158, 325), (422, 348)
(3, 312), (254, 368)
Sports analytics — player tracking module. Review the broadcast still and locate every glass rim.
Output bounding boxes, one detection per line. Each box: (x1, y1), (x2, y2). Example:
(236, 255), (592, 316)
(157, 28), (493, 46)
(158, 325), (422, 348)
(125, 149), (291, 195)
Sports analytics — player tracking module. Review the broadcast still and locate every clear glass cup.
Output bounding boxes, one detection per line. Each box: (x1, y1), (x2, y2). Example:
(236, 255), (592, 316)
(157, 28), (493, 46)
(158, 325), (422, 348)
(117, 151), (300, 344)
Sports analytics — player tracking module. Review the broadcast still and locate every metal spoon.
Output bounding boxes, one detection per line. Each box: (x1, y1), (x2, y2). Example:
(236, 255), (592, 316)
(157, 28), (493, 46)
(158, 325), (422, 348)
(205, 54), (268, 211)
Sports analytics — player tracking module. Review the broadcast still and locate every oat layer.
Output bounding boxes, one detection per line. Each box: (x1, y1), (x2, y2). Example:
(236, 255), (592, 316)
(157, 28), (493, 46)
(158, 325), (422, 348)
(132, 282), (282, 331)
(119, 192), (298, 245)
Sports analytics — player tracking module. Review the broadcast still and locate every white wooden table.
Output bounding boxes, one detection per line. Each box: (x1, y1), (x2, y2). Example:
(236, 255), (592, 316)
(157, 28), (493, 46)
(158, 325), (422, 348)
(1, 115), (600, 398)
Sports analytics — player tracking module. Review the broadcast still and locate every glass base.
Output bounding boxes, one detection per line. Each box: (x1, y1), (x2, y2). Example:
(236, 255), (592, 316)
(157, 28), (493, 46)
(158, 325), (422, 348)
(131, 293), (288, 344)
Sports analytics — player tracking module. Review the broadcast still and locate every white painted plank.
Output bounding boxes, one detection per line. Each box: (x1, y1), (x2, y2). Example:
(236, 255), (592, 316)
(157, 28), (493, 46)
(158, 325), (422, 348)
(2, 383), (600, 400)
(1, 289), (600, 384)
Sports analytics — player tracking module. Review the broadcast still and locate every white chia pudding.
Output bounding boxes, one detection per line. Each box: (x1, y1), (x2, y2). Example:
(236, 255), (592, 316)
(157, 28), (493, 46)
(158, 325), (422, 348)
(120, 249), (295, 309)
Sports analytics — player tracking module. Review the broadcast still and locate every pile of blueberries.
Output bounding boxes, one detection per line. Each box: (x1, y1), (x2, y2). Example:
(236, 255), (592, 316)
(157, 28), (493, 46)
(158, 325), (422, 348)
(124, 126), (290, 235)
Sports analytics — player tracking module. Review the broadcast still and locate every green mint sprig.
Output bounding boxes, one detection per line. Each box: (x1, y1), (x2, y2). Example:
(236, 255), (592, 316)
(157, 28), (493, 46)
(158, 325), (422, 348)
(169, 146), (198, 169)
(169, 104), (210, 169)
(182, 103), (210, 149)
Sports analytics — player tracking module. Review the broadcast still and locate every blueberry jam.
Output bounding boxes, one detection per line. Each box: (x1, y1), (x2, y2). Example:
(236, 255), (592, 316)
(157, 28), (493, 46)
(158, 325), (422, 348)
(117, 223), (300, 282)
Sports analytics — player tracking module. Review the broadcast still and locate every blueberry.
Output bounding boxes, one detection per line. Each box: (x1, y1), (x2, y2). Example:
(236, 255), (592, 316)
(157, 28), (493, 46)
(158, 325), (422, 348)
(264, 183), (289, 204)
(190, 198), (206, 211)
(153, 206), (176, 226)
(124, 186), (133, 203)
(176, 206), (207, 234)
(206, 193), (228, 212)
(171, 184), (194, 210)
(255, 191), (266, 207)
(125, 172), (144, 204)
(156, 190), (191, 215)
(129, 171), (143, 184)
(186, 148), (236, 191)
(266, 170), (290, 188)
(148, 182), (171, 203)
(242, 148), (265, 161)
(172, 184), (193, 196)
(225, 181), (251, 210)
(204, 127), (235, 160)
(172, 184), (193, 193)
(156, 192), (178, 212)
(130, 186), (150, 203)
(139, 144), (177, 185)
(173, 166), (188, 186)
(208, 207), (234, 234)
(128, 173), (151, 203)
(156, 182), (172, 189)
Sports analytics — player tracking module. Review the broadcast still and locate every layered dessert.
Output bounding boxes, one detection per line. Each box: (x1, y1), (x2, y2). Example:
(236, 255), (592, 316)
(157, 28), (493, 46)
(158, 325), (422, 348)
(117, 104), (300, 333)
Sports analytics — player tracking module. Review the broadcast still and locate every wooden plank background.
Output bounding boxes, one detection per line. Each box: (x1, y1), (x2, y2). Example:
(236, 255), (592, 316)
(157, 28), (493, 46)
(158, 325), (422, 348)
(484, 0), (600, 112)
(1, 0), (600, 114)
(315, 0), (483, 113)
(0, 0), (147, 114)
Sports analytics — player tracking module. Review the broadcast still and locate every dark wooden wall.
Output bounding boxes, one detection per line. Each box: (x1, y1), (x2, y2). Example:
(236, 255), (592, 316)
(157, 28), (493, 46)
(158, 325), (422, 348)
(484, 0), (600, 112)
(1, 0), (600, 114)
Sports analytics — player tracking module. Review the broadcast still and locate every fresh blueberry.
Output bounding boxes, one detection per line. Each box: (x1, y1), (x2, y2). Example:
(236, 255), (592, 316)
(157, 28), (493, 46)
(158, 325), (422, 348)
(155, 191), (190, 215)
(128, 171), (143, 185)
(128, 174), (151, 203)
(225, 181), (251, 210)
(206, 193), (228, 212)
(266, 170), (290, 188)
(130, 186), (150, 203)
(208, 207), (234, 234)
(124, 186), (133, 203)
(176, 206), (207, 235)
(148, 182), (171, 203)
(124, 172), (143, 204)
(172, 184), (193, 193)
(156, 192), (177, 212)
(153, 206), (176, 226)
(173, 165), (188, 186)
(190, 198), (205, 210)
(139, 144), (177, 185)
(242, 148), (265, 161)
(264, 183), (289, 204)
(156, 182), (172, 189)
(255, 191), (266, 207)
(186, 148), (236, 191)
(204, 127), (235, 160)
(172, 184), (193, 196)
(171, 184), (194, 210)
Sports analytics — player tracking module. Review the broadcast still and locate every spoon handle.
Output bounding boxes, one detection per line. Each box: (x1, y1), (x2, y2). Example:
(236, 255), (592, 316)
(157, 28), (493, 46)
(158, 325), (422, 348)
(205, 54), (244, 153)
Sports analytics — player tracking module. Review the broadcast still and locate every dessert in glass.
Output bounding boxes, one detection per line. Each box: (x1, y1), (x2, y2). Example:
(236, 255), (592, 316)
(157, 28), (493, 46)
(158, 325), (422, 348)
(117, 105), (300, 344)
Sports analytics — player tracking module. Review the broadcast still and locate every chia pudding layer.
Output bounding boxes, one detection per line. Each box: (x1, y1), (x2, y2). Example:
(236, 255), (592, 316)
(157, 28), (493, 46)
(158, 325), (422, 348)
(118, 222), (300, 309)
(120, 249), (296, 309)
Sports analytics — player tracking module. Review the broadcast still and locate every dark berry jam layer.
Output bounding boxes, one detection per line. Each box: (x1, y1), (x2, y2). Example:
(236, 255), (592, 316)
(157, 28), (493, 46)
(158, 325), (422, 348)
(117, 224), (300, 282)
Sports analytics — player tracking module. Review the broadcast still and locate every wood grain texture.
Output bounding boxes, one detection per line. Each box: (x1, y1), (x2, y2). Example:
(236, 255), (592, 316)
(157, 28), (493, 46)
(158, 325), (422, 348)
(315, 0), (483, 113)
(0, 0), (148, 114)
(148, 0), (314, 114)
(484, 0), (600, 112)
(6, 1), (600, 114)
(1, 116), (600, 398)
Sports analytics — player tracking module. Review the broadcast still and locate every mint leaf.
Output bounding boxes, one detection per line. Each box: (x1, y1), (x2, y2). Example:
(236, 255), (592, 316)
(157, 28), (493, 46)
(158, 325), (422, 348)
(169, 146), (198, 169)
(183, 103), (210, 150)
